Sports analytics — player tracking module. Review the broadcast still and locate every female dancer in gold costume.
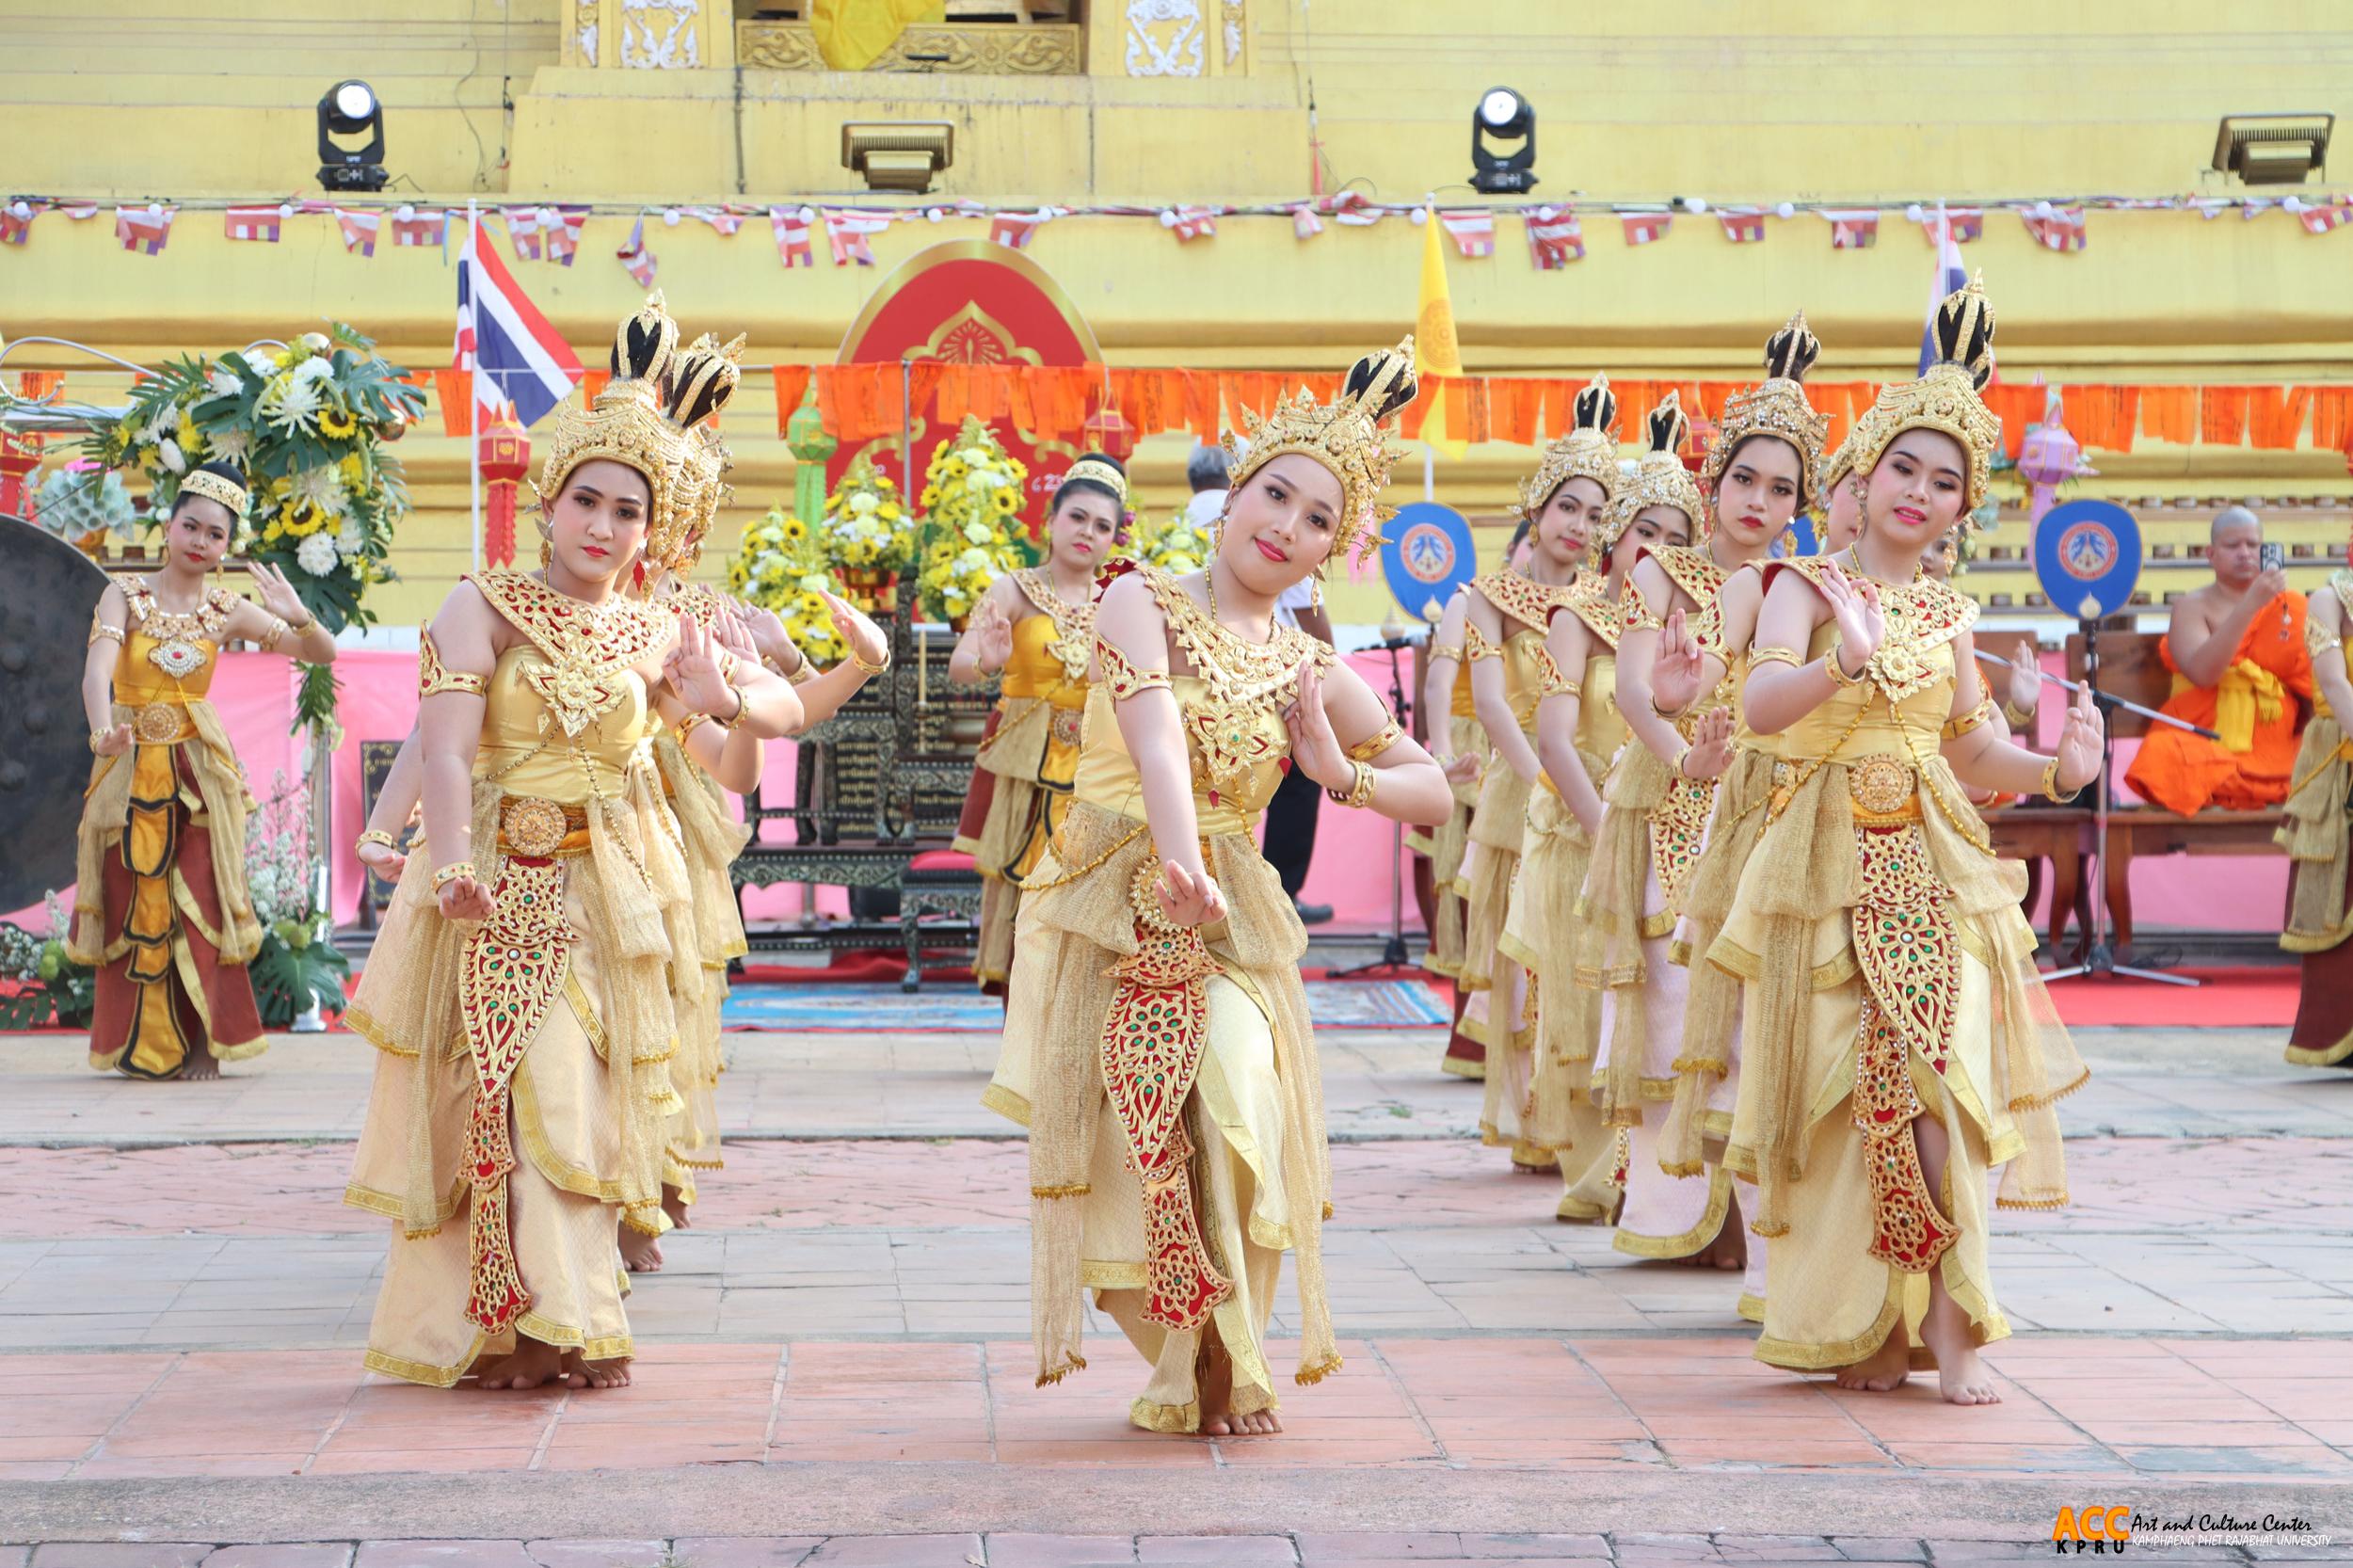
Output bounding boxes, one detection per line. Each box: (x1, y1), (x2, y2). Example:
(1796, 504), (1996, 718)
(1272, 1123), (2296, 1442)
(951, 454), (1128, 989)
(1516, 395), (1700, 1224)
(2281, 551), (2353, 1067)
(986, 346), (1450, 1437)
(1577, 319), (1826, 1276)
(1462, 378), (1615, 1168)
(74, 462), (339, 1080)
(345, 297), (804, 1390)
(1722, 279), (2098, 1403)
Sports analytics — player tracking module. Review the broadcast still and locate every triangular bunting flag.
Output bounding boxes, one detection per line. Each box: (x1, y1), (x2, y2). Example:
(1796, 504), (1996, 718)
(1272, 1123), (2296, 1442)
(1525, 206), (1583, 268)
(225, 204), (285, 243)
(114, 204), (176, 256)
(988, 209), (1049, 250)
(2022, 204), (2088, 251)
(825, 209), (894, 266)
(1620, 211), (1672, 247)
(617, 214), (658, 285)
(1716, 206), (1768, 244)
(1822, 209), (1880, 248)
(392, 206), (447, 248)
(770, 206), (815, 267)
(1436, 209), (1496, 258)
(336, 207), (381, 257)
(1162, 206), (1219, 242)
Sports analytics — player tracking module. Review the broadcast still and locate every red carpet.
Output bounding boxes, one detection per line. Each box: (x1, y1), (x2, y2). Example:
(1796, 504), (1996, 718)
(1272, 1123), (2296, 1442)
(2041, 966), (2297, 1028)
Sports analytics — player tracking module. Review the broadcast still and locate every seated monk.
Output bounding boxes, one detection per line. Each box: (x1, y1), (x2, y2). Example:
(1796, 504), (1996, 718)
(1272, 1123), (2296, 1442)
(2124, 506), (2313, 813)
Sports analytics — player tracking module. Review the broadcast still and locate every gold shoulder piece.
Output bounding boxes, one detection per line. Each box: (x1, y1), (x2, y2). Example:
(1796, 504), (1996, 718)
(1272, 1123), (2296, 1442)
(418, 629), (489, 699)
(1096, 632), (1171, 701)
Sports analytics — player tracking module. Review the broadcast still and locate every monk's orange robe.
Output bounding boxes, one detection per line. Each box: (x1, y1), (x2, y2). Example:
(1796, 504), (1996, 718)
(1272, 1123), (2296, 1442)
(2125, 591), (2313, 813)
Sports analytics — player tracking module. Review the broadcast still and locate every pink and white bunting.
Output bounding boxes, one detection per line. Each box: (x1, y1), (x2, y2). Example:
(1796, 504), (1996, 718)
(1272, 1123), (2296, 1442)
(1321, 190), (1380, 227)
(224, 204), (285, 243)
(392, 206), (447, 248)
(1716, 206), (1768, 244)
(617, 214), (658, 285)
(1911, 204), (1983, 243)
(1290, 203), (1324, 240)
(0, 200), (39, 246)
(2022, 204), (2088, 252)
(2299, 199), (2353, 236)
(114, 204), (177, 256)
(988, 209), (1049, 250)
(1162, 206), (1219, 242)
(825, 209), (894, 266)
(1437, 209), (1496, 258)
(769, 206), (815, 267)
(1823, 209), (1880, 248)
(540, 206), (590, 266)
(1619, 211), (1672, 247)
(335, 207), (381, 257)
(1525, 206), (1584, 268)
(503, 208), (543, 261)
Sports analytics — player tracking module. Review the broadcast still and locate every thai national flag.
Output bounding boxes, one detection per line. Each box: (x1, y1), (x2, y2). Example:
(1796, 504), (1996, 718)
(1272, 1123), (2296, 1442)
(1919, 202), (1970, 376)
(456, 214), (583, 428)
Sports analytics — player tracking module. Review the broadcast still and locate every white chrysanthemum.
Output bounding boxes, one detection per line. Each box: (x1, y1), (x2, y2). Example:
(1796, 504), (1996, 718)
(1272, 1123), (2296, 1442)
(964, 466), (1004, 495)
(847, 491), (879, 517)
(157, 439), (186, 475)
(207, 426), (252, 464)
(958, 446), (992, 467)
(292, 465), (346, 517)
(296, 531), (340, 575)
(262, 375), (323, 434)
(207, 368), (245, 399)
(292, 355), (336, 388)
(334, 521), (365, 558)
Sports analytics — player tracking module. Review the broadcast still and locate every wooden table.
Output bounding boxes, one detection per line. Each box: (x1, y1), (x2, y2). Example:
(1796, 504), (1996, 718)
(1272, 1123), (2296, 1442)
(1986, 806), (2094, 958)
(2103, 807), (2286, 952)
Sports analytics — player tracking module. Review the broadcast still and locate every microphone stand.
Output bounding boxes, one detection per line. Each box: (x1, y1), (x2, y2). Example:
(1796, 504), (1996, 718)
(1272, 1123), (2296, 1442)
(1976, 634), (2217, 987)
(1330, 636), (1419, 980)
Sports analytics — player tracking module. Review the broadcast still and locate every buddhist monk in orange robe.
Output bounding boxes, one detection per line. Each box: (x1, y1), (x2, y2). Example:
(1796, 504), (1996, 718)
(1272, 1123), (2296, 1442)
(2125, 508), (2313, 813)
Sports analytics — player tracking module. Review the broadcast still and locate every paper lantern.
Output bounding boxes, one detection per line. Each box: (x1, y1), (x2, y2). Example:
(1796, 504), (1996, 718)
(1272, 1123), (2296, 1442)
(476, 406), (531, 568)
(2017, 387), (2094, 527)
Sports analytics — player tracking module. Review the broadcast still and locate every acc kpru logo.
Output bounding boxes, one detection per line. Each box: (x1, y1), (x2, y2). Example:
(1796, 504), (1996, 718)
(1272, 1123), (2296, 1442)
(2056, 520), (2119, 583)
(1399, 520), (1458, 584)
(2053, 1505), (2133, 1553)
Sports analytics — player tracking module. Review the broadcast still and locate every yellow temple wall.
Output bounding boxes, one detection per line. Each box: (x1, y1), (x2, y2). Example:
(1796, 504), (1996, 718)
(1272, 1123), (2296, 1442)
(3, 0), (2350, 626)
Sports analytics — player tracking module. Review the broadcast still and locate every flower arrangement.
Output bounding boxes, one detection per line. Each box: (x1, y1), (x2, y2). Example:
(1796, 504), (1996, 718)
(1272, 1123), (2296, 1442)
(914, 415), (1032, 625)
(0, 892), (94, 1031)
(82, 325), (424, 728)
(818, 453), (917, 580)
(727, 504), (849, 666)
(242, 772), (348, 1029)
(1133, 507), (1216, 575)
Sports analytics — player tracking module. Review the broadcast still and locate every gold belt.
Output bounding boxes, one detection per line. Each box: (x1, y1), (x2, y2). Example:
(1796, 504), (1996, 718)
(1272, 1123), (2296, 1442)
(118, 700), (192, 745)
(1845, 754), (1924, 825)
(497, 794), (592, 857)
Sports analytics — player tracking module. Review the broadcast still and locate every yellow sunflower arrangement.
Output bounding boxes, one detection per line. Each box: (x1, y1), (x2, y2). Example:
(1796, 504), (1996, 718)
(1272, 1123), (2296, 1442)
(1134, 507), (1216, 576)
(915, 414), (1032, 625)
(819, 452), (917, 577)
(728, 504), (848, 665)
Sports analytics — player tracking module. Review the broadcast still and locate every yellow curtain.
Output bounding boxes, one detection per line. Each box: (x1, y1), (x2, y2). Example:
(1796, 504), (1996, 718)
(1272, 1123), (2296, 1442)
(811, 0), (946, 72)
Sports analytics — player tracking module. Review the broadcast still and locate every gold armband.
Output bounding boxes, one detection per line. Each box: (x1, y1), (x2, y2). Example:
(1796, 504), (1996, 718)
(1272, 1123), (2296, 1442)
(2003, 700), (2037, 733)
(1326, 760), (1377, 808)
(1942, 696), (1996, 742)
(1346, 718), (1406, 763)
(257, 616), (291, 653)
(418, 631), (488, 698)
(430, 860), (477, 893)
(356, 828), (397, 854)
(675, 710), (709, 740)
(88, 611), (125, 647)
(1462, 622), (1500, 662)
(1823, 639), (1868, 689)
(1096, 634), (1171, 699)
(2306, 618), (2343, 660)
(1430, 643), (1465, 663)
(2040, 754), (2069, 803)
(712, 687), (749, 731)
(1748, 645), (1802, 670)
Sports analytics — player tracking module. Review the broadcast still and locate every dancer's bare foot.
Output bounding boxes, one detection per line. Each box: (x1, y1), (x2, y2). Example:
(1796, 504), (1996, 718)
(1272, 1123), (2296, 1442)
(617, 1220), (664, 1273)
(474, 1337), (579, 1391)
(661, 1184), (692, 1233)
(1197, 1337), (1283, 1437)
(1679, 1191), (1748, 1271)
(566, 1350), (633, 1389)
(1833, 1319), (1911, 1393)
(1920, 1288), (2002, 1405)
(179, 1041), (221, 1082)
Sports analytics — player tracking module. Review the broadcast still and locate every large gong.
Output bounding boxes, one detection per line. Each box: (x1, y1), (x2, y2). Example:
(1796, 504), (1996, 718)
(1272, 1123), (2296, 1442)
(0, 516), (109, 909)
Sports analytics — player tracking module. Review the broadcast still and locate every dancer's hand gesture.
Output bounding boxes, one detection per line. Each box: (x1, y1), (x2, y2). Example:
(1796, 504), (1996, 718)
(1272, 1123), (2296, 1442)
(438, 869), (495, 922)
(248, 562), (311, 629)
(2054, 682), (2105, 793)
(1282, 659), (1351, 792)
(732, 599), (797, 670)
(971, 598), (1016, 676)
(666, 613), (738, 718)
(824, 590), (888, 672)
(709, 600), (760, 664)
(1444, 752), (1483, 784)
(1154, 860), (1226, 929)
(357, 838), (408, 882)
(2005, 636), (2041, 716)
(1817, 561), (1884, 677)
(1677, 706), (1737, 782)
(1651, 608), (1709, 714)
(91, 722), (134, 758)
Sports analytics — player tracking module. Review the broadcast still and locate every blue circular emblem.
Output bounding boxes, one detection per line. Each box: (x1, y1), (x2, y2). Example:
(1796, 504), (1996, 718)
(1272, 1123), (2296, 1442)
(1381, 502), (1476, 623)
(2032, 499), (2142, 621)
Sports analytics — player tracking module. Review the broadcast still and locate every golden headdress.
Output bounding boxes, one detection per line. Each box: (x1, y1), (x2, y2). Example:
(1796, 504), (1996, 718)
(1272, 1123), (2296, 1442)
(1058, 456), (1128, 507)
(1840, 273), (2000, 516)
(176, 467), (249, 522)
(1596, 391), (1705, 558)
(1518, 374), (1621, 520)
(1224, 338), (1417, 562)
(535, 292), (744, 576)
(1701, 311), (1831, 508)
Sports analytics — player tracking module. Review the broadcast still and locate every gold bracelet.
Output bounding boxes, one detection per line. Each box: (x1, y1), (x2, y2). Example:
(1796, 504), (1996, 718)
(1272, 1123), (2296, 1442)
(2040, 754), (2068, 803)
(1670, 744), (1693, 779)
(430, 860), (477, 893)
(1326, 760), (1377, 808)
(712, 686), (749, 731)
(2003, 701), (2036, 733)
(287, 605), (316, 633)
(1823, 640), (1867, 688)
(1649, 692), (1688, 721)
(258, 616), (291, 653)
(88, 731), (108, 753)
(356, 829), (397, 854)
(851, 643), (889, 676)
(1749, 645), (1801, 670)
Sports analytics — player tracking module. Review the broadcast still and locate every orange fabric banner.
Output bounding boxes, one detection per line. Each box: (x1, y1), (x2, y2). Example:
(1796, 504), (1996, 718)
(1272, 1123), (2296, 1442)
(433, 368), (471, 438)
(1978, 385), (2041, 461)
(1490, 377), (1538, 446)
(2140, 386), (2195, 446)
(2312, 387), (2353, 454)
(2201, 386), (2250, 447)
(771, 366), (811, 435)
(2248, 385), (2311, 450)
(580, 370), (610, 409)
(1184, 370), (1222, 443)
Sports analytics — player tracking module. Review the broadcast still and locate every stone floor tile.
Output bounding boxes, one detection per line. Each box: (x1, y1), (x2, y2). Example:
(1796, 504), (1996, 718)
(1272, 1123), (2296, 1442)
(664, 1542), (824, 1568)
(1453, 1541), (1609, 1560)
(29, 1552), (213, 1568)
(352, 1545), (537, 1568)
(806, 1540), (984, 1567)
(200, 1550), (356, 1568)
(1295, 1538), (1461, 1563)
(981, 1537), (1136, 1566)
(524, 1544), (673, 1568)
(1825, 1544), (1928, 1563)
(1709, 1541), (1845, 1562)
(1135, 1541), (1297, 1566)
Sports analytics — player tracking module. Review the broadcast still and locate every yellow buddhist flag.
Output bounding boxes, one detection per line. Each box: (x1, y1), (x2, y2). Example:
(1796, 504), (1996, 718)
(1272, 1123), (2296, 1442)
(1416, 205), (1468, 460)
(811, 0), (946, 72)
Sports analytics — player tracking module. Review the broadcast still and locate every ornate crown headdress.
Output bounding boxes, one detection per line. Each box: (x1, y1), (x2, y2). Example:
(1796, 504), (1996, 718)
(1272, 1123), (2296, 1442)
(1059, 456), (1128, 506)
(1596, 392), (1705, 560)
(176, 467), (249, 522)
(1518, 374), (1620, 520)
(1841, 272), (2000, 517)
(1223, 337), (1417, 562)
(1701, 311), (1832, 508)
(536, 292), (744, 576)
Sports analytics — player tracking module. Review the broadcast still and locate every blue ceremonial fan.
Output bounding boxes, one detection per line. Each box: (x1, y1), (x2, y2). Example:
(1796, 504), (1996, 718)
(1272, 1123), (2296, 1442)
(2032, 499), (2142, 621)
(1381, 502), (1477, 623)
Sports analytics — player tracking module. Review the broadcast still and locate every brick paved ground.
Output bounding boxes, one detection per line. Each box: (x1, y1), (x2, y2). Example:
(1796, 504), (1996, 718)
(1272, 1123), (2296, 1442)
(3, 1023), (2349, 1560)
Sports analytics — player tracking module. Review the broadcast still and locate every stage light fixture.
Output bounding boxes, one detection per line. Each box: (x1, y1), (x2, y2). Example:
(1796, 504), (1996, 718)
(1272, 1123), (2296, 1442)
(316, 78), (388, 193)
(841, 121), (954, 194)
(2212, 112), (2332, 185)
(1469, 87), (1536, 196)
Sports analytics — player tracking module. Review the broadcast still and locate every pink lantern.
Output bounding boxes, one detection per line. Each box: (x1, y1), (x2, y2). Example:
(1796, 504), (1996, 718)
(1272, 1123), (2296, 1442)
(2018, 383), (2095, 527)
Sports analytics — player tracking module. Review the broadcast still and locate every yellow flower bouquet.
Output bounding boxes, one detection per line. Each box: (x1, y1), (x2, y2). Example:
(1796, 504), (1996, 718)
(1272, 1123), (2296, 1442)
(914, 414), (1032, 626)
(728, 504), (848, 665)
